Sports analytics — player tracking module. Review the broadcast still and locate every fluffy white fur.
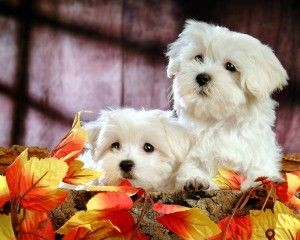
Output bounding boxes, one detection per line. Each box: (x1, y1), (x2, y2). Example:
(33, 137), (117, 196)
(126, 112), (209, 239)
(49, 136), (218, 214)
(82, 108), (193, 191)
(167, 20), (288, 190)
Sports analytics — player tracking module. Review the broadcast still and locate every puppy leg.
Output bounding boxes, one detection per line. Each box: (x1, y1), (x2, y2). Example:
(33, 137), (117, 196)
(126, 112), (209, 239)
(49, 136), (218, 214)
(175, 159), (218, 191)
(241, 167), (283, 191)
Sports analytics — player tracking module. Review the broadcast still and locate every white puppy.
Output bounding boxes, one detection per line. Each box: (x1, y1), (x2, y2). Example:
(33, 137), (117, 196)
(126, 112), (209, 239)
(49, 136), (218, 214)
(82, 108), (193, 192)
(167, 20), (288, 190)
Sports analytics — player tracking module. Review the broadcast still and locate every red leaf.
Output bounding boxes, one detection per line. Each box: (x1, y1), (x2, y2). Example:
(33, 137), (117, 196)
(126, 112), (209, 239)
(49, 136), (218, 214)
(210, 215), (251, 240)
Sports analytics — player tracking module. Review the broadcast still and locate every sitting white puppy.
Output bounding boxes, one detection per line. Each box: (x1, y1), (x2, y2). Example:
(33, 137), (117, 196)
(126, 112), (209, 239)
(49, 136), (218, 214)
(166, 20), (288, 190)
(82, 108), (193, 192)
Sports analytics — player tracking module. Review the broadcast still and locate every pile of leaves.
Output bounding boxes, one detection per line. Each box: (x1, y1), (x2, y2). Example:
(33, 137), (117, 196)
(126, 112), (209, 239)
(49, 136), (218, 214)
(0, 112), (299, 240)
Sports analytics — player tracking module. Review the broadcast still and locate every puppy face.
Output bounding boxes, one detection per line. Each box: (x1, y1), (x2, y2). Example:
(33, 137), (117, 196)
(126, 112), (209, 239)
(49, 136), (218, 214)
(167, 20), (288, 121)
(85, 108), (191, 191)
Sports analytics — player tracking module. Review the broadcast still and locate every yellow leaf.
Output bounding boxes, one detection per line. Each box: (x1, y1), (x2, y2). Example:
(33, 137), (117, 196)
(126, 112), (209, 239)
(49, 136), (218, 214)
(57, 210), (118, 236)
(250, 209), (275, 240)
(0, 214), (16, 240)
(275, 213), (300, 240)
(213, 168), (246, 190)
(63, 160), (102, 185)
(0, 176), (10, 207)
(274, 201), (294, 216)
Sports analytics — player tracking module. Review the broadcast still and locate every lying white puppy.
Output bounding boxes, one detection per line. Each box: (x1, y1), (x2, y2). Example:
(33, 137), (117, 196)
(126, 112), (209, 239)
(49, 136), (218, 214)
(167, 20), (288, 190)
(82, 108), (193, 192)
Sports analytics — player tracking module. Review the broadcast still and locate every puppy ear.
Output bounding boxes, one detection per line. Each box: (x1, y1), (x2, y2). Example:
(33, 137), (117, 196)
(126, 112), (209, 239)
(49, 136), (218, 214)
(166, 20), (194, 78)
(166, 40), (182, 78)
(83, 119), (101, 150)
(243, 44), (288, 99)
(158, 113), (194, 162)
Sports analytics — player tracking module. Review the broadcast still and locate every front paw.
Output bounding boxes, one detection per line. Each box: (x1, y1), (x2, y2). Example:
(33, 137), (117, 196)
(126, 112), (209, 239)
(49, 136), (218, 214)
(183, 178), (210, 192)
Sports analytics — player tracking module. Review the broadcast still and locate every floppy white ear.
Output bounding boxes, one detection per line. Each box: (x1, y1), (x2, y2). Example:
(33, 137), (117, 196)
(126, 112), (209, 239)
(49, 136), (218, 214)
(243, 44), (288, 99)
(166, 40), (183, 78)
(83, 119), (101, 150)
(159, 116), (194, 162)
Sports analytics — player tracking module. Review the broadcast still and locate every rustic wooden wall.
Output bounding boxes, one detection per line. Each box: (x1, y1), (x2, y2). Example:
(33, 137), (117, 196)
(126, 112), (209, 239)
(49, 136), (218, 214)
(0, 0), (299, 152)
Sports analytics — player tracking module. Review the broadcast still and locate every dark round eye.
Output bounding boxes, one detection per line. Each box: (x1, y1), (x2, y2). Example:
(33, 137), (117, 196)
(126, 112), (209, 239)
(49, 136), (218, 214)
(143, 143), (154, 153)
(194, 55), (203, 62)
(111, 142), (120, 150)
(225, 62), (236, 72)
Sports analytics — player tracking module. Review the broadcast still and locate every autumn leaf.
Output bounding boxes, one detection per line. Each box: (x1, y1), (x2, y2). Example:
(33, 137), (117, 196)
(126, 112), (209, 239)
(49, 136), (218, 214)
(87, 179), (145, 198)
(58, 192), (141, 239)
(18, 210), (55, 240)
(57, 210), (137, 239)
(153, 203), (220, 240)
(57, 210), (119, 238)
(213, 168), (246, 190)
(63, 159), (102, 185)
(210, 215), (251, 240)
(86, 192), (138, 237)
(0, 176), (10, 208)
(86, 192), (133, 211)
(276, 214), (300, 240)
(0, 214), (16, 240)
(50, 112), (102, 185)
(276, 172), (300, 211)
(250, 209), (276, 240)
(274, 201), (300, 240)
(50, 111), (88, 164)
(5, 149), (68, 211)
(62, 224), (116, 240)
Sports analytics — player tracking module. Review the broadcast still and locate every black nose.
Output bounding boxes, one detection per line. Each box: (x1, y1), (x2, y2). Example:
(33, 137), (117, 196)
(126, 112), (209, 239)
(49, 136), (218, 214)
(119, 160), (134, 173)
(196, 73), (211, 86)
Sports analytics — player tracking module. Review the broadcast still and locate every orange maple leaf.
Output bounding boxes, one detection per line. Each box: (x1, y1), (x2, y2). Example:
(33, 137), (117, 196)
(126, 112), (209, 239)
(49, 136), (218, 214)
(5, 149), (68, 211)
(153, 203), (220, 240)
(50, 111), (88, 164)
(18, 210), (55, 240)
(50, 112), (101, 185)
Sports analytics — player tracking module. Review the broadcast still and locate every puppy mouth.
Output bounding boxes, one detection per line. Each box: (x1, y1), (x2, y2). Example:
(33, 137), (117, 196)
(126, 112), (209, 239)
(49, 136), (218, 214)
(121, 172), (135, 179)
(198, 87), (209, 96)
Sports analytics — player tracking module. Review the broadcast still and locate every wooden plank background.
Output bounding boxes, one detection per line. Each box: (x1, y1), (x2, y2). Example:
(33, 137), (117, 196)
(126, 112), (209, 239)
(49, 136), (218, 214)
(0, 0), (299, 152)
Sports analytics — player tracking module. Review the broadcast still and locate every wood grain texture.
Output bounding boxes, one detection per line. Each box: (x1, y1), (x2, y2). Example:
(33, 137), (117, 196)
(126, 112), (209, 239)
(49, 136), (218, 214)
(121, 0), (178, 109)
(0, 18), (17, 146)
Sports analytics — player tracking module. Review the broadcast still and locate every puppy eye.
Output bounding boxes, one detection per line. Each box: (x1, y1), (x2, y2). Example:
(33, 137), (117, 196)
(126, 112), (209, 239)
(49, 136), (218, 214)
(143, 143), (154, 153)
(225, 62), (237, 72)
(111, 142), (120, 150)
(194, 55), (203, 62)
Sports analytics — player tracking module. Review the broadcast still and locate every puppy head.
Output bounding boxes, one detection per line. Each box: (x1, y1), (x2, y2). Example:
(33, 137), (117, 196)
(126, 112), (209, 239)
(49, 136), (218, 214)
(167, 20), (288, 121)
(84, 108), (191, 191)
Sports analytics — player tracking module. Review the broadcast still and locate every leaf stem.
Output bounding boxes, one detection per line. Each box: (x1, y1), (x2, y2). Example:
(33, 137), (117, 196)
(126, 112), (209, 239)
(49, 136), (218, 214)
(10, 198), (19, 238)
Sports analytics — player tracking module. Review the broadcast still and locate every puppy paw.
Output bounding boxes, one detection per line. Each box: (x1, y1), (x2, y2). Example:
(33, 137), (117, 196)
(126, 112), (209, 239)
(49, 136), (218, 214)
(183, 178), (209, 192)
